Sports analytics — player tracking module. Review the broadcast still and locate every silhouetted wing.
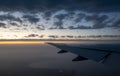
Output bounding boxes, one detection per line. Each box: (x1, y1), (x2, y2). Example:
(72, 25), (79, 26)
(48, 43), (120, 65)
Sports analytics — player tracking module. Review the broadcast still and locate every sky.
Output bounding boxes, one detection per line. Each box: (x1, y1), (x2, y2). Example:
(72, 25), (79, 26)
(0, 0), (120, 39)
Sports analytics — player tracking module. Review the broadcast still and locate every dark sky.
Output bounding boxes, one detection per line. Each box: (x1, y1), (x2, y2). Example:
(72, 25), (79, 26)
(0, 0), (120, 12)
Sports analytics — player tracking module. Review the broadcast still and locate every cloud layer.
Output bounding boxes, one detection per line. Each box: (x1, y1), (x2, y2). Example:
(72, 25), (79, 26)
(0, 10), (119, 31)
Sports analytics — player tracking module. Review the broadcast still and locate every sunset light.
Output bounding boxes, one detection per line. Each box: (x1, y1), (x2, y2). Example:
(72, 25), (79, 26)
(0, 41), (45, 45)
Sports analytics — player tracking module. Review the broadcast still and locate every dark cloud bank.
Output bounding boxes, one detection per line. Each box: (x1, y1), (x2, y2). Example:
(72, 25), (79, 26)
(0, 11), (119, 30)
(0, 0), (120, 12)
(0, 0), (119, 30)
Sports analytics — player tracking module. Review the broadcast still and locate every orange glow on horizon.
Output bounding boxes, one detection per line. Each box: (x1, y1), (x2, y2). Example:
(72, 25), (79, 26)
(0, 41), (45, 45)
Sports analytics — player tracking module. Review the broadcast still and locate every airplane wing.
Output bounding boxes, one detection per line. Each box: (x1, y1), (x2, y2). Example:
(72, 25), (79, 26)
(48, 43), (120, 66)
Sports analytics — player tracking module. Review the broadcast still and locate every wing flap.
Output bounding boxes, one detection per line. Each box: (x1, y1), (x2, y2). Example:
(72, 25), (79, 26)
(58, 50), (68, 53)
(72, 55), (88, 61)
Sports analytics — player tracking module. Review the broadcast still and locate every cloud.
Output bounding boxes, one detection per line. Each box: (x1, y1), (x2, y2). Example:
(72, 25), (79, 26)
(54, 14), (67, 21)
(85, 15), (109, 29)
(0, 22), (6, 28)
(14, 18), (23, 23)
(36, 25), (45, 30)
(0, 14), (16, 21)
(68, 25), (92, 29)
(74, 13), (86, 23)
(10, 22), (19, 26)
(43, 11), (53, 20)
(48, 35), (58, 38)
(0, 14), (22, 23)
(112, 19), (120, 27)
(49, 21), (64, 29)
(26, 34), (39, 37)
(49, 13), (68, 29)
(22, 15), (39, 24)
